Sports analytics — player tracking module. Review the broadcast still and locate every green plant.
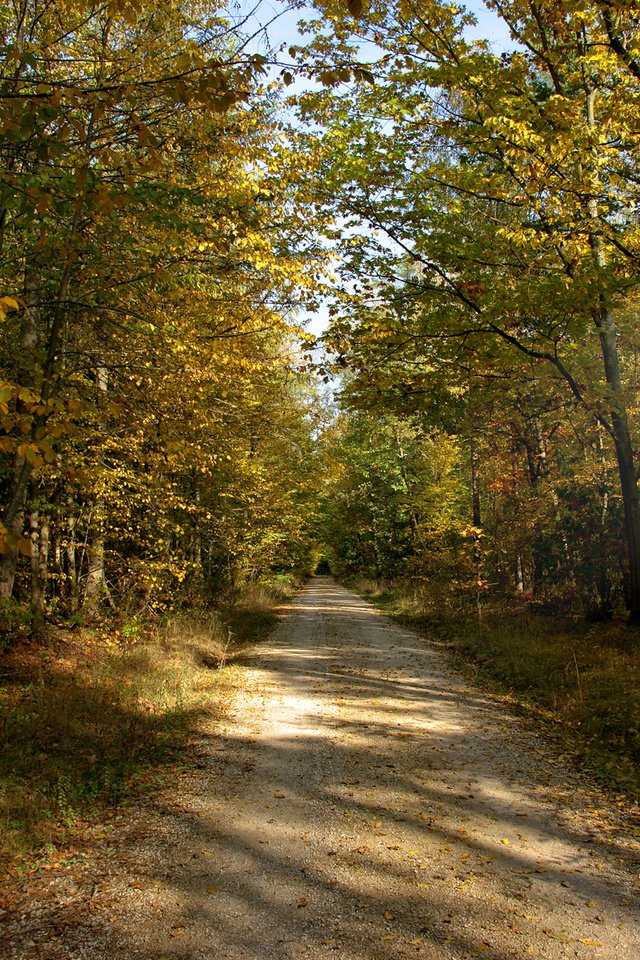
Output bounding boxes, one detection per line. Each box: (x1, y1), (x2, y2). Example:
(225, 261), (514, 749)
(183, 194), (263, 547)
(0, 599), (34, 649)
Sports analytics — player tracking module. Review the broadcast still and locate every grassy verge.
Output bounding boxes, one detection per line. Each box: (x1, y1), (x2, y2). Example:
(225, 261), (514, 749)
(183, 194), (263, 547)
(352, 579), (640, 801)
(0, 580), (294, 873)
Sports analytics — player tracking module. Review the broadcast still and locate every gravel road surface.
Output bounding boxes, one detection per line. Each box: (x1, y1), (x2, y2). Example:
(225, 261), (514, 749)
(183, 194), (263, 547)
(3, 577), (639, 959)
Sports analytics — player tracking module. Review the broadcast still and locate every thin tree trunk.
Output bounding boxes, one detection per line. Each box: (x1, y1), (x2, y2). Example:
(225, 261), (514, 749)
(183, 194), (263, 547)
(471, 438), (481, 529)
(67, 512), (79, 610)
(515, 553), (525, 595)
(29, 504), (49, 631)
(0, 517), (21, 599)
(83, 364), (109, 612)
(84, 508), (106, 610)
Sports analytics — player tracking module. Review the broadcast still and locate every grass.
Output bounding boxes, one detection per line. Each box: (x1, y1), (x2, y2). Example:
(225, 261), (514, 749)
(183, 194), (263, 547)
(353, 578), (640, 801)
(0, 580), (294, 872)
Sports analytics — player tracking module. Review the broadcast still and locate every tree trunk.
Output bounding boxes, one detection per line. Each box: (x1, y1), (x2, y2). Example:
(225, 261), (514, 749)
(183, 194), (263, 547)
(585, 88), (640, 622)
(0, 268), (41, 596)
(0, 514), (21, 599)
(83, 365), (109, 613)
(593, 301), (640, 621)
(84, 505), (106, 611)
(29, 505), (49, 631)
(67, 511), (79, 610)
(471, 438), (481, 528)
(370, 506), (382, 586)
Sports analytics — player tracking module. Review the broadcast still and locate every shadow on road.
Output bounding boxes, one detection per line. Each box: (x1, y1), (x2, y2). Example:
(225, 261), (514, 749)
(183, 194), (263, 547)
(10, 578), (640, 960)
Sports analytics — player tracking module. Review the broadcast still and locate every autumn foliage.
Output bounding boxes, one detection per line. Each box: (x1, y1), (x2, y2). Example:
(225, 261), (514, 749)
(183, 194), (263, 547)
(0, 0), (322, 624)
(302, 0), (640, 621)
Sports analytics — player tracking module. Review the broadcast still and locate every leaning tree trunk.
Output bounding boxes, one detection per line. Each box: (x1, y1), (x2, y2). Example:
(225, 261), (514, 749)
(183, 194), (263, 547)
(598, 317), (640, 622)
(585, 90), (640, 622)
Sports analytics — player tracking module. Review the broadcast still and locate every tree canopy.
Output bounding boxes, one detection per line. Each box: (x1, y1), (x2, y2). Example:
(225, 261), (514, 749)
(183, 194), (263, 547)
(3, 0), (640, 628)
(296, 0), (640, 621)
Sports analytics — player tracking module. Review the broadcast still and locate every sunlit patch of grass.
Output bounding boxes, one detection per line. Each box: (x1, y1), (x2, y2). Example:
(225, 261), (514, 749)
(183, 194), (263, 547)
(0, 583), (292, 868)
(355, 580), (640, 800)
(0, 622), (227, 865)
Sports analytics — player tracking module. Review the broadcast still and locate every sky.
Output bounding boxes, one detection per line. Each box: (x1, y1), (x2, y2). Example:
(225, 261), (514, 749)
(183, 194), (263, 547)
(246, 0), (515, 58)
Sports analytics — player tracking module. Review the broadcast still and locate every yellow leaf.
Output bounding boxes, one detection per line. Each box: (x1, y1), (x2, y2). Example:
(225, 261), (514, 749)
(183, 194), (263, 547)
(384, 910), (395, 921)
(0, 296), (19, 314)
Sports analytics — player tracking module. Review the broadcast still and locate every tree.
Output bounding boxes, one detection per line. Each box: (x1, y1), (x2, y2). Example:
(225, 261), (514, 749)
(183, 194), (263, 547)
(0, 0), (324, 618)
(298, 0), (640, 619)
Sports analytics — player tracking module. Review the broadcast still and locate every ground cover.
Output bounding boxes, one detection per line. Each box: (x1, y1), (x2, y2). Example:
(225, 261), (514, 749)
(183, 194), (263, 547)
(0, 581), (296, 874)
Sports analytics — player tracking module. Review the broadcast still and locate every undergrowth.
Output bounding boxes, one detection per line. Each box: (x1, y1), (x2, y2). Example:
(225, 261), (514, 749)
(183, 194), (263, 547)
(0, 580), (293, 869)
(353, 578), (640, 801)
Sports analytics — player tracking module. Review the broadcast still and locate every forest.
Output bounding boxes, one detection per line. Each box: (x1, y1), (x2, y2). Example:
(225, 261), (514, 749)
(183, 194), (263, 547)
(1, 0), (640, 862)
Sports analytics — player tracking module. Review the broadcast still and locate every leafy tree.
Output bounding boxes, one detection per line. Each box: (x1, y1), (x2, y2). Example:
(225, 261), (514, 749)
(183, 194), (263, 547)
(0, 0), (323, 619)
(298, 0), (640, 619)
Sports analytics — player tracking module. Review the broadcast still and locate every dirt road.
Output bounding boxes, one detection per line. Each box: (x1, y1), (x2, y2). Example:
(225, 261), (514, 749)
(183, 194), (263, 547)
(3, 578), (639, 959)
